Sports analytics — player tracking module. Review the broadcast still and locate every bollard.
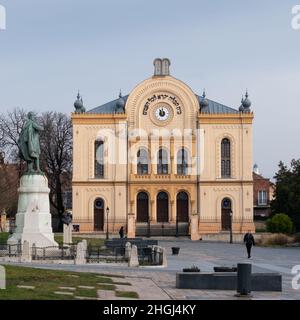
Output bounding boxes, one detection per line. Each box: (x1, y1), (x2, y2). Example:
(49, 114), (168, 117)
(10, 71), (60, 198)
(236, 263), (252, 297)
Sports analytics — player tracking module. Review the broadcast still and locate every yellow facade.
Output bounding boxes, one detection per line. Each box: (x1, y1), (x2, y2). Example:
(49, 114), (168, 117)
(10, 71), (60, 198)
(71, 60), (255, 239)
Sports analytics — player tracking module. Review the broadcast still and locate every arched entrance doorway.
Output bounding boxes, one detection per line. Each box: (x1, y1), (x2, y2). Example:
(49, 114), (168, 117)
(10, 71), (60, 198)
(157, 192), (169, 222)
(137, 192), (149, 222)
(94, 198), (104, 231)
(176, 192), (189, 222)
(221, 198), (232, 231)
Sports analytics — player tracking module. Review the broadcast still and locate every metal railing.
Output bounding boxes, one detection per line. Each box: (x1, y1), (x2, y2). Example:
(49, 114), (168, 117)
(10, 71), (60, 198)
(0, 243), (22, 257)
(31, 245), (77, 261)
(86, 245), (163, 265)
(86, 245), (125, 263)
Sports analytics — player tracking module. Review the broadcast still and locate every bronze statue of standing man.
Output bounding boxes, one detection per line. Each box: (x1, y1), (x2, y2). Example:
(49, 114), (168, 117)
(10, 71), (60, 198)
(18, 112), (44, 174)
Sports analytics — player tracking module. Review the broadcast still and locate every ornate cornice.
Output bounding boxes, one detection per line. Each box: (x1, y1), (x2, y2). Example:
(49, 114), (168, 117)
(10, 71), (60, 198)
(198, 113), (254, 124)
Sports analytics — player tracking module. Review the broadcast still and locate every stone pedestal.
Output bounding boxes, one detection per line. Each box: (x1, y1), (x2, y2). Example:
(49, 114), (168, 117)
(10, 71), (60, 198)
(63, 224), (73, 245)
(162, 248), (168, 267)
(125, 242), (132, 260)
(0, 211), (7, 232)
(0, 266), (5, 290)
(7, 174), (58, 248)
(75, 241), (86, 265)
(21, 240), (32, 263)
(127, 213), (136, 238)
(191, 213), (200, 241)
(128, 245), (139, 267)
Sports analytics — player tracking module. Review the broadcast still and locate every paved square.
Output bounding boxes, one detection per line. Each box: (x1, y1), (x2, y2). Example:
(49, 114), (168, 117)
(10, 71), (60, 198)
(11, 240), (300, 300)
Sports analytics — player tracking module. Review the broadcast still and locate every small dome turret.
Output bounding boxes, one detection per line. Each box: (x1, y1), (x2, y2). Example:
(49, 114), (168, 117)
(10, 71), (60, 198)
(241, 90), (251, 111)
(199, 89), (209, 110)
(239, 96), (245, 112)
(116, 91), (125, 112)
(74, 91), (85, 113)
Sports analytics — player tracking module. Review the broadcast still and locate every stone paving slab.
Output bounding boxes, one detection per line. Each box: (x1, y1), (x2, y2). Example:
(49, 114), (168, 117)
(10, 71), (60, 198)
(97, 289), (138, 300)
(75, 296), (98, 300)
(77, 285), (95, 289)
(54, 291), (74, 296)
(17, 285), (35, 290)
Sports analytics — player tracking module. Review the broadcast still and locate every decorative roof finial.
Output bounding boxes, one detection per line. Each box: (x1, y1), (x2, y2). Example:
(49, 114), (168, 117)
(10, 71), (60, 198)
(74, 90), (85, 113)
(199, 88), (209, 110)
(116, 89), (125, 112)
(245, 89), (249, 99)
(242, 89), (251, 110)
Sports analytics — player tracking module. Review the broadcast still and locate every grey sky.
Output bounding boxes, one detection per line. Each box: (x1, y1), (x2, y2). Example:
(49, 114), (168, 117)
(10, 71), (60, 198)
(0, 0), (299, 178)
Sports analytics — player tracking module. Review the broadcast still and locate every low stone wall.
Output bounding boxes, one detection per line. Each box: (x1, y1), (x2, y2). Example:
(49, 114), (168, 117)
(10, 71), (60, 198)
(176, 272), (282, 291)
(200, 233), (270, 243)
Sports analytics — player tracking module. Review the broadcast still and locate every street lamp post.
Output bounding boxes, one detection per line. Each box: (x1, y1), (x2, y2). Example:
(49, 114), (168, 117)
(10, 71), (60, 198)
(175, 214), (179, 237)
(106, 207), (109, 240)
(229, 210), (233, 244)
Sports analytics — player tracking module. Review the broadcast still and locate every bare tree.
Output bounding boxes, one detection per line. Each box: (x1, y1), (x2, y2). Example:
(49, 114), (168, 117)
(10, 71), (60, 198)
(0, 108), (27, 215)
(0, 108), (27, 163)
(39, 111), (72, 229)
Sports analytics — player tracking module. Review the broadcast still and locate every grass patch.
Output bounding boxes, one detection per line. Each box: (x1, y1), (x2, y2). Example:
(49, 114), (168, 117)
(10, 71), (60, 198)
(54, 235), (105, 247)
(115, 291), (139, 299)
(293, 233), (300, 243)
(256, 233), (295, 247)
(96, 277), (113, 284)
(0, 232), (9, 243)
(0, 265), (118, 300)
(75, 288), (97, 298)
(97, 284), (116, 291)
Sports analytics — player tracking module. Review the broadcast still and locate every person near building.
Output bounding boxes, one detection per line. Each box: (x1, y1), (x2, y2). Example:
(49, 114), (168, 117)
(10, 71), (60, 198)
(243, 230), (255, 258)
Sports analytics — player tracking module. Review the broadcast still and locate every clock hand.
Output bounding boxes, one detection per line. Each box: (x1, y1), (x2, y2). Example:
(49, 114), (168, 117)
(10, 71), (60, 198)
(159, 108), (165, 117)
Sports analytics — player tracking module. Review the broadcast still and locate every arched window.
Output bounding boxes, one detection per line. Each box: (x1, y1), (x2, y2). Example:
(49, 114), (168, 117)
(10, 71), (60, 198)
(137, 149), (149, 175)
(157, 191), (169, 222)
(221, 198), (232, 231)
(221, 138), (231, 178)
(94, 198), (104, 231)
(95, 139), (104, 178)
(137, 192), (149, 222)
(157, 148), (168, 174)
(176, 191), (189, 222)
(177, 148), (188, 175)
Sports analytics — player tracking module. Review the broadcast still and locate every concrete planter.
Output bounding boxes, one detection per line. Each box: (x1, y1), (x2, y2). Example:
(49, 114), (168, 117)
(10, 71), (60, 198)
(171, 247), (180, 255)
(214, 266), (237, 272)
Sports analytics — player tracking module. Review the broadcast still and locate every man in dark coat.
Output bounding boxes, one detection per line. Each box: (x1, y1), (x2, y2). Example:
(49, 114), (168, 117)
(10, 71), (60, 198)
(244, 230), (255, 258)
(119, 226), (124, 239)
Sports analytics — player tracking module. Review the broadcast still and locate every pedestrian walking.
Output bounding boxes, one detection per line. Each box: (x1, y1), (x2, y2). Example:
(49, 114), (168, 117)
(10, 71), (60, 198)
(243, 230), (255, 258)
(119, 226), (124, 239)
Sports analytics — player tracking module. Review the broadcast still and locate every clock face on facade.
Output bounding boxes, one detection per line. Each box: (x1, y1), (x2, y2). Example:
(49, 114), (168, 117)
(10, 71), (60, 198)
(155, 106), (169, 121)
(148, 101), (174, 126)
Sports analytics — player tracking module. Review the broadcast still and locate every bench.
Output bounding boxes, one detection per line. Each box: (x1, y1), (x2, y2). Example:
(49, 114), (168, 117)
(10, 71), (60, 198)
(176, 272), (282, 291)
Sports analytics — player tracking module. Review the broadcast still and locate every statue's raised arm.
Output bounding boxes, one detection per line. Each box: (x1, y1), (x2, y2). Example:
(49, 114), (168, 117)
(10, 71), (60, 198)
(18, 112), (44, 174)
